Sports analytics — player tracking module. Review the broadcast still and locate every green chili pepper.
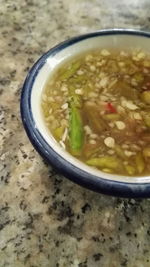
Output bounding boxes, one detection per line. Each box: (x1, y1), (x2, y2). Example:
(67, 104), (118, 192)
(114, 145), (126, 160)
(125, 164), (135, 176)
(135, 153), (145, 174)
(60, 62), (81, 80)
(86, 156), (121, 170)
(69, 106), (84, 156)
(141, 91), (150, 104)
(143, 113), (150, 128)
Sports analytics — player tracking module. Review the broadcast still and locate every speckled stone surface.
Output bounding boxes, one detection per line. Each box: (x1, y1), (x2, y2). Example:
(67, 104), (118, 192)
(1, 0), (150, 266)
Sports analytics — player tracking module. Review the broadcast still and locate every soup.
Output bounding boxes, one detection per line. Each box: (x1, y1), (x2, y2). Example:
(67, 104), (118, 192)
(41, 48), (150, 176)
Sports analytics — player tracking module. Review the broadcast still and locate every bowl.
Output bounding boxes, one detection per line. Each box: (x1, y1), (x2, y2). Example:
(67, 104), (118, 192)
(21, 29), (150, 198)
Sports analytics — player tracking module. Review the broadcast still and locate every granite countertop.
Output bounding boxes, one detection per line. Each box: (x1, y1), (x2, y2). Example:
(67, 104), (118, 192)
(1, 0), (150, 266)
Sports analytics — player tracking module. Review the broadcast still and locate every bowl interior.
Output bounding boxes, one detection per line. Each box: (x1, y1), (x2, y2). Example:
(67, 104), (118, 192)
(31, 32), (150, 184)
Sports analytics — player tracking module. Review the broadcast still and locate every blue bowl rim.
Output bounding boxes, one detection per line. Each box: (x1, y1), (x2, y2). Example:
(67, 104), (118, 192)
(20, 28), (150, 198)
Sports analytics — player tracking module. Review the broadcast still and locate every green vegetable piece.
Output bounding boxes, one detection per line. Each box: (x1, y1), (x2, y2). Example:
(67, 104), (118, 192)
(104, 113), (120, 121)
(102, 168), (113, 173)
(69, 106), (84, 156)
(135, 153), (145, 174)
(114, 145), (126, 160)
(133, 72), (144, 83)
(70, 75), (86, 84)
(60, 62), (81, 80)
(143, 147), (150, 158)
(143, 114), (150, 127)
(54, 126), (64, 140)
(69, 86), (82, 108)
(141, 91), (150, 104)
(125, 165), (136, 176)
(86, 156), (121, 170)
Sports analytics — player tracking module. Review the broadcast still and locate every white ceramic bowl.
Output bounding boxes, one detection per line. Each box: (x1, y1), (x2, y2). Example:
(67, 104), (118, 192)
(21, 29), (150, 197)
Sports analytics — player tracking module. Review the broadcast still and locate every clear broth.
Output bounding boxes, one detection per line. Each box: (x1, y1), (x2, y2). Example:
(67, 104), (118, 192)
(41, 48), (150, 176)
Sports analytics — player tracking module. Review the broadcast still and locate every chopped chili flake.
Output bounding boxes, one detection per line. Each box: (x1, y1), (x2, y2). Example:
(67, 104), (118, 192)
(105, 102), (117, 113)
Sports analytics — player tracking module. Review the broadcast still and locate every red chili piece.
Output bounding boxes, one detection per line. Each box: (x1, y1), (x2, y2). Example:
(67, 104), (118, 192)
(106, 102), (117, 113)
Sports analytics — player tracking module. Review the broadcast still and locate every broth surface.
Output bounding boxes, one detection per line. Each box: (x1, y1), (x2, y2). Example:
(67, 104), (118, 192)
(41, 48), (150, 176)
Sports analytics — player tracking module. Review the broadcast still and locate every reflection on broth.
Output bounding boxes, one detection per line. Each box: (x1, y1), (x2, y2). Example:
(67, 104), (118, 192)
(41, 48), (150, 176)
